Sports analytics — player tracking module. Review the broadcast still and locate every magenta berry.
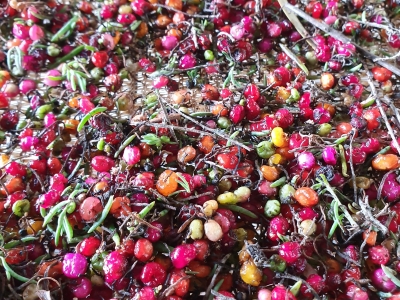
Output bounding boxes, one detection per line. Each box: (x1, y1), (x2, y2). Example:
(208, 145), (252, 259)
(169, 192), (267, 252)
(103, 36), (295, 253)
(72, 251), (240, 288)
(297, 151), (315, 170)
(275, 109), (294, 128)
(5, 162), (27, 177)
(371, 268), (397, 292)
(322, 146), (337, 165)
(69, 277), (92, 298)
(170, 244), (197, 269)
(63, 253), (88, 278)
(268, 216), (289, 241)
(91, 156), (115, 172)
(279, 242), (302, 264)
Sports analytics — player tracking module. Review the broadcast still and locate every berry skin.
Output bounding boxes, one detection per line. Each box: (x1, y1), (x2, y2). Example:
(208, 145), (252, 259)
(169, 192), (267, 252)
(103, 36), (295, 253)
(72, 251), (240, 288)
(134, 238), (153, 262)
(91, 51), (109, 68)
(140, 262), (167, 287)
(294, 187), (319, 207)
(275, 109), (294, 128)
(229, 105), (245, 124)
(103, 251), (128, 283)
(244, 84), (260, 101)
(368, 245), (390, 265)
(169, 269), (190, 297)
(76, 237), (101, 257)
(279, 242), (302, 264)
(63, 253), (88, 279)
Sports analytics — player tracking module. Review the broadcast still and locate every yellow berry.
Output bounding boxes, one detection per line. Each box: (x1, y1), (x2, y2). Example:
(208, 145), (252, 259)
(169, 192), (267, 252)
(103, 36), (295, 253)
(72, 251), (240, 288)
(271, 127), (289, 148)
(240, 260), (262, 286)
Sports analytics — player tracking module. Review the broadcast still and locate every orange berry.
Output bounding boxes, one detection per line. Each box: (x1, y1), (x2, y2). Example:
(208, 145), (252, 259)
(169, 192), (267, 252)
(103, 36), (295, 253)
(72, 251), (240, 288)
(363, 229), (377, 246)
(156, 170), (178, 196)
(211, 103), (229, 116)
(110, 196), (131, 217)
(294, 187), (319, 207)
(372, 154), (400, 170)
(64, 119), (80, 134)
(320, 72), (335, 90)
(136, 22), (148, 39)
(260, 165), (280, 181)
(198, 135), (214, 154)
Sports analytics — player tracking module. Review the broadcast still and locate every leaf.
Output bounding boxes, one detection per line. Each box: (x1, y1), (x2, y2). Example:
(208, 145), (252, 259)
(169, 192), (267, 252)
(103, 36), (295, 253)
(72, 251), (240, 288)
(37, 290), (52, 300)
(381, 265), (400, 288)
(280, 44), (309, 75)
(277, 0), (316, 49)
(176, 173), (191, 193)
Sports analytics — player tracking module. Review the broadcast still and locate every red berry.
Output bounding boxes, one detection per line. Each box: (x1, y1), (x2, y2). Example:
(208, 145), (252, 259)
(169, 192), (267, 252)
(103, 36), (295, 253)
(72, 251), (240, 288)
(91, 51), (109, 68)
(368, 245), (390, 265)
(216, 153), (239, 170)
(76, 237), (101, 257)
(244, 84), (260, 101)
(275, 109), (294, 128)
(103, 251), (128, 283)
(245, 99), (261, 120)
(229, 105), (245, 124)
(169, 269), (190, 297)
(279, 242), (302, 264)
(140, 262), (167, 287)
(5, 161), (27, 177)
(134, 238), (153, 262)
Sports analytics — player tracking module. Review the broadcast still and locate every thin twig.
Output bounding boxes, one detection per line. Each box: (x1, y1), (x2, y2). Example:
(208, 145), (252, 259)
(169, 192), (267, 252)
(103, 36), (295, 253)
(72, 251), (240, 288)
(203, 254), (231, 300)
(153, 4), (217, 18)
(281, 2), (400, 77)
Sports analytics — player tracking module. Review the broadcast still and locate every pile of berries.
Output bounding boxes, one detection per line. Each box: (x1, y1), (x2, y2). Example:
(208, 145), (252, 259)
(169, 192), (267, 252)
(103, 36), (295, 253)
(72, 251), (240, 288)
(0, 0), (400, 299)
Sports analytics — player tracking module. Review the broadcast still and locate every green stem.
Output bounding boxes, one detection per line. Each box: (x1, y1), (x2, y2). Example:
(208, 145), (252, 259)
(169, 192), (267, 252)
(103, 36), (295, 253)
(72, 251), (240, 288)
(55, 207), (68, 246)
(51, 16), (78, 42)
(77, 107), (107, 132)
(87, 196), (114, 233)
(138, 201), (155, 219)
(338, 144), (348, 177)
(43, 200), (70, 226)
(48, 45), (85, 69)
(219, 204), (257, 219)
(114, 135), (136, 158)
(0, 257), (34, 283)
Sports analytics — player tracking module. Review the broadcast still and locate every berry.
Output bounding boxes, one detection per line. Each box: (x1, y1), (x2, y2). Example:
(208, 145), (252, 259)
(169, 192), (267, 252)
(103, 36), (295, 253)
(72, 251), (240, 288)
(140, 262), (167, 287)
(103, 251), (128, 283)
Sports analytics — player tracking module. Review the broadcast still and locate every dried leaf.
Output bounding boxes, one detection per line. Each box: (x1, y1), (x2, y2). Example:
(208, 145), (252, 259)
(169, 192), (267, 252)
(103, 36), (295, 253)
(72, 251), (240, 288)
(37, 290), (52, 300)
(277, 0), (316, 49)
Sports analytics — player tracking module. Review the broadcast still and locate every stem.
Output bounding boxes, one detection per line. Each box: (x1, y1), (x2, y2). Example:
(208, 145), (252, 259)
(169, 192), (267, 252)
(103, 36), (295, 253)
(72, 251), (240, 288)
(51, 16), (78, 42)
(87, 196), (114, 233)
(281, 2), (400, 77)
(47, 45), (85, 69)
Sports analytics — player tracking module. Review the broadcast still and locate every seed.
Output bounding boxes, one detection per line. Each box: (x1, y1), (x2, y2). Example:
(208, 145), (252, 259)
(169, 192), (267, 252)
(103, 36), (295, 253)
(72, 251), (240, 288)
(203, 200), (218, 217)
(320, 72), (335, 90)
(299, 219), (317, 236)
(204, 219), (223, 242)
(189, 219), (204, 240)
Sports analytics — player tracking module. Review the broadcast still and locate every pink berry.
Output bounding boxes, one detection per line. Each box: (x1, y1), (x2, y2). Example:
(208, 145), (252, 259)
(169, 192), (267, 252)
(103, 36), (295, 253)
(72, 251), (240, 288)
(63, 253), (88, 278)
(69, 277), (92, 298)
(275, 108), (294, 128)
(170, 244), (197, 269)
(271, 285), (296, 300)
(279, 242), (301, 264)
(322, 146), (337, 165)
(122, 146), (141, 165)
(268, 216), (289, 241)
(5, 161), (27, 177)
(179, 53), (197, 69)
(91, 155), (115, 172)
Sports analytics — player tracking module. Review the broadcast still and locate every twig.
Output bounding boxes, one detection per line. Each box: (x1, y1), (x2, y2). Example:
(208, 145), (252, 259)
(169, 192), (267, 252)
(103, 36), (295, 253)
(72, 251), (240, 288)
(277, 0), (317, 49)
(203, 253), (231, 300)
(374, 51), (400, 62)
(158, 275), (192, 299)
(281, 2), (400, 77)
(164, 102), (252, 151)
(153, 4), (217, 18)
